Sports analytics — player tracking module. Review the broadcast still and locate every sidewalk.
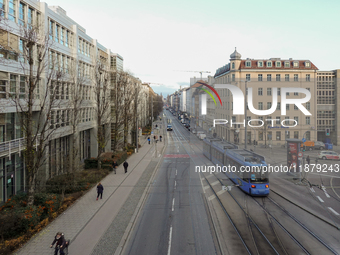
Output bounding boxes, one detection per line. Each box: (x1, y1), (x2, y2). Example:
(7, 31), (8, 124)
(15, 132), (166, 255)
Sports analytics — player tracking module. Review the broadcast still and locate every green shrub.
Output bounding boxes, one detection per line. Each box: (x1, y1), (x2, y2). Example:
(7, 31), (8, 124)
(113, 151), (127, 165)
(84, 159), (98, 169)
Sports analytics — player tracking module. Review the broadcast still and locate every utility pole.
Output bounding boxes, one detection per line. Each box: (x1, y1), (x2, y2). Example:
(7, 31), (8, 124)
(244, 80), (248, 150)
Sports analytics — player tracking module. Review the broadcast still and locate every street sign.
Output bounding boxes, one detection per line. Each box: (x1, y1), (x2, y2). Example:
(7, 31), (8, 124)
(302, 138), (306, 142)
(298, 151), (303, 160)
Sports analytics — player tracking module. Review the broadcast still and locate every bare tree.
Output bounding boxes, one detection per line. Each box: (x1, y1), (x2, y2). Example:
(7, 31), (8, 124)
(93, 59), (111, 158)
(111, 70), (128, 152)
(0, 19), (64, 205)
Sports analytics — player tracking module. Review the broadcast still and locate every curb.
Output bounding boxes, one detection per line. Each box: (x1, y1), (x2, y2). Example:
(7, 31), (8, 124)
(114, 142), (167, 255)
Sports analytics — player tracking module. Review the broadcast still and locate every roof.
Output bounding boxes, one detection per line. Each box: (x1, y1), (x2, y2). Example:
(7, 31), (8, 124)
(239, 60), (318, 70)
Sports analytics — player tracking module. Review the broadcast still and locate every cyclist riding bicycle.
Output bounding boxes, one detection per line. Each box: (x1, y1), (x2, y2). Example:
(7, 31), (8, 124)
(50, 232), (69, 255)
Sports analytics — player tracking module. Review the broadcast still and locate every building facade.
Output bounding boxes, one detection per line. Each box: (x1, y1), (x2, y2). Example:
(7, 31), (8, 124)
(0, 0), (116, 203)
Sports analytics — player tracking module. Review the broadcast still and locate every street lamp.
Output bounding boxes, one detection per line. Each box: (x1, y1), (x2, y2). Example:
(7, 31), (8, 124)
(241, 80), (250, 149)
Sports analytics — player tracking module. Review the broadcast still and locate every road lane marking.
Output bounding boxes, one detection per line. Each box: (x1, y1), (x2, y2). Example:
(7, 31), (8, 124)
(316, 196), (324, 203)
(206, 174), (214, 179)
(328, 207), (340, 216)
(176, 170), (177, 176)
(174, 181), (177, 189)
(324, 191), (330, 198)
(167, 226), (173, 255)
(211, 181), (219, 186)
(208, 194), (215, 201)
(203, 185), (209, 190)
(172, 198), (175, 211)
(310, 187), (315, 192)
(216, 189), (227, 196)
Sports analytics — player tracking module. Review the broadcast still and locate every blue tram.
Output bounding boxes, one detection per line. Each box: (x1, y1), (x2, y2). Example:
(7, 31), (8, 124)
(202, 138), (269, 196)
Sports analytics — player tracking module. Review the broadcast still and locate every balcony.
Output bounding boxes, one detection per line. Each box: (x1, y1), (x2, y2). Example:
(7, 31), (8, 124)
(0, 136), (40, 158)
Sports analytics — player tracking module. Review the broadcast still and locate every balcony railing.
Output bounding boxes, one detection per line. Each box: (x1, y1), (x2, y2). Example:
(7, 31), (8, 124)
(0, 135), (41, 158)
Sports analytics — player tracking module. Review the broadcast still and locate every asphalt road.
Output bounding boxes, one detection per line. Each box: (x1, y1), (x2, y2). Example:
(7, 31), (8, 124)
(123, 111), (218, 255)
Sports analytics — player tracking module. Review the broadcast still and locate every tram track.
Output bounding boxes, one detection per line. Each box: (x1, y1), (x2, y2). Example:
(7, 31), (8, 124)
(166, 112), (339, 254)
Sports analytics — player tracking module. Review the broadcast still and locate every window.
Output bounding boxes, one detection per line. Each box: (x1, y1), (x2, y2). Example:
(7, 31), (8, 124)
(19, 2), (25, 26)
(232, 74), (235, 82)
(294, 105), (298, 110)
(276, 74), (280, 81)
(49, 20), (54, 40)
(285, 116), (290, 125)
(286, 131), (290, 139)
(294, 74), (298, 81)
(286, 104), (289, 110)
(277, 102), (280, 110)
(294, 131), (299, 139)
(259, 131), (263, 141)
(267, 102), (272, 109)
(306, 102), (310, 110)
(28, 7), (33, 27)
(8, 0), (16, 21)
(19, 76), (25, 98)
(276, 116), (280, 124)
(306, 74), (310, 81)
(246, 61), (251, 67)
(55, 24), (59, 43)
(65, 57), (69, 73)
(258, 61), (263, 67)
(65, 31), (69, 47)
(258, 88), (263, 96)
(276, 61), (281, 67)
(277, 88), (280, 95)
(294, 116), (299, 124)
(10, 74), (17, 97)
(286, 92), (289, 96)
(293, 61), (299, 67)
(258, 102), (263, 110)
(276, 131), (281, 140)
(305, 62), (310, 67)
(285, 74), (289, 81)
(60, 28), (64, 45)
(246, 74), (250, 81)
(294, 92), (298, 96)
(0, 0), (5, 17)
(267, 88), (271, 95)
(267, 61), (272, 67)
(284, 61), (290, 68)
(267, 74), (271, 81)
(232, 62), (235, 69)
(258, 74), (262, 81)
(268, 131), (272, 140)
(0, 78), (7, 99)
(306, 117), (310, 125)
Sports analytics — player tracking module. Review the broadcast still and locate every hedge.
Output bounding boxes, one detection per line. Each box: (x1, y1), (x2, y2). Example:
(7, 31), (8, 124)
(84, 159), (98, 169)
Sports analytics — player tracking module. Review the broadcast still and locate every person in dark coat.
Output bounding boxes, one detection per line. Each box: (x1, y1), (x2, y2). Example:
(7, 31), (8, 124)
(160, 135), (162, 142)
(96, 182), (104, 200)
(148, 137), (150, 144)
(306, 155), (310, 165)
(123, 160), (129, 173)
(50, 232), (66, 255)
(112, 160), (118, 174)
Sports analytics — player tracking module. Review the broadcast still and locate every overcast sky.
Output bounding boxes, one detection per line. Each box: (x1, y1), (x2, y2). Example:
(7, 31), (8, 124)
(45, 0), (340, 96)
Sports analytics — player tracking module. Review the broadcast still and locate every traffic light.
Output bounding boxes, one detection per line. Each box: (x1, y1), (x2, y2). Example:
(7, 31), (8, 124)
(325, 128), (330, 136)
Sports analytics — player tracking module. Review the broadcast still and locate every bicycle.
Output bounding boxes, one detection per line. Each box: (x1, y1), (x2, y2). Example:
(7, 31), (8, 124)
(50, 239), (70, 255)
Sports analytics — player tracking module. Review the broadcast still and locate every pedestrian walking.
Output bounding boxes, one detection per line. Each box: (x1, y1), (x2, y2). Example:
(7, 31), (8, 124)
(112, 160), (118, 174)
(160, 135), (162, 142)
(96, 182), (104, 200)
(306, 155), (310, 165)
(148, 137), (150, 144)
(123, 160), (129, 173)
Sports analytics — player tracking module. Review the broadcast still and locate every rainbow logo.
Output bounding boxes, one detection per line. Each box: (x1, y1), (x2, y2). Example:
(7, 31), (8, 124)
(193, 81), (222, 106)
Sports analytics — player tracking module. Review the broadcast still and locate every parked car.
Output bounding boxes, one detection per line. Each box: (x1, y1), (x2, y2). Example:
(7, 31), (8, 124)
(167, 125), (173, 131)
(314, 141), (325, 150)
(318, 151), (340, 160)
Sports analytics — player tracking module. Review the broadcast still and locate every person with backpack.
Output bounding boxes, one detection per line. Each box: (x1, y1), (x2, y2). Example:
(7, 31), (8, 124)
(96, 182), (104, 200)
(123, 160), (129, 173)
(50, 232), (68, 255)
(112, 160), (118, 174)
